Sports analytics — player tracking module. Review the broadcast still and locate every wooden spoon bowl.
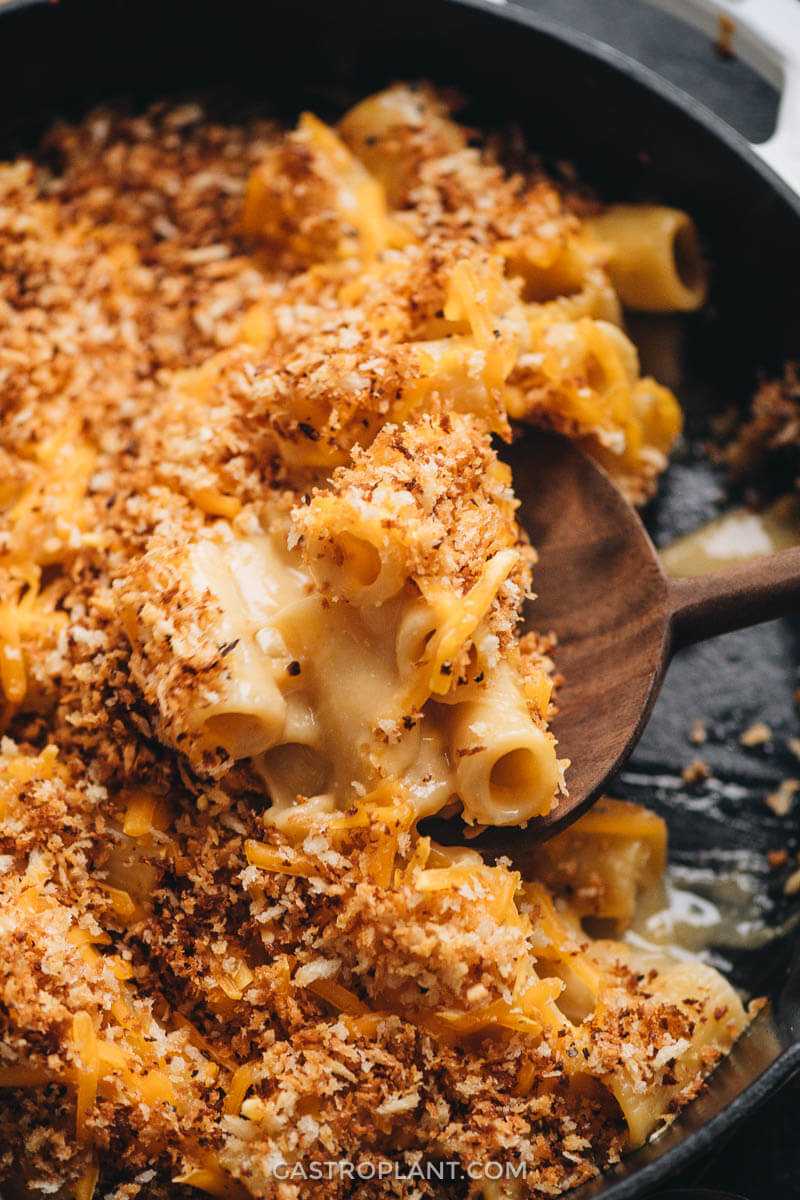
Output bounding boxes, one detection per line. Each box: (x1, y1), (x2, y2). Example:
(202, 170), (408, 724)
(428, 432), (800, 859)
(510, 431), (672, 838)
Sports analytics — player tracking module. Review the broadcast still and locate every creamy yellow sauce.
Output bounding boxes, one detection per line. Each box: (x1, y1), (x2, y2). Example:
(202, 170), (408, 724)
(661, 494), (800, 577)
(624, 495), (800, 967)
(626, 855), (799, 970)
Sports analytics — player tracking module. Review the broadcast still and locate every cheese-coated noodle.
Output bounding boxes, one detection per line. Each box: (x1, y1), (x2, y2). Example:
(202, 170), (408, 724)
(451, 660), (560, 824)
(0, 84), (752, 1200)
(585, 204), (708, 312)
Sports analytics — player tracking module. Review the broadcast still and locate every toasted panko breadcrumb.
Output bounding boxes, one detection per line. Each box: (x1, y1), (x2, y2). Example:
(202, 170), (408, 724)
(0, 89), (746, 1200)
(292, 411), (532, 627)
(114, 516), (241, 778)
(723, 362), (800, 491)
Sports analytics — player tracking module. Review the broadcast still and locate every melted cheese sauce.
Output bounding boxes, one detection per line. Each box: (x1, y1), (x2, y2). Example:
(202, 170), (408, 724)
(661, 494), (800, 576)
(626, 854), (800, 971)
(633, 495), (800, 968)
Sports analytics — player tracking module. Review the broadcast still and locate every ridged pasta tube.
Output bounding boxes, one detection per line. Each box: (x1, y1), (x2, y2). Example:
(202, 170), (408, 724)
(585, 204), (708, 312)
(450, 661), (558, 825)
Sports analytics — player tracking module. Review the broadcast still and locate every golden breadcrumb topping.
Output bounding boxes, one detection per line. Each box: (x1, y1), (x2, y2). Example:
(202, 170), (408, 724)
(291, 411), (532, 627)
(722, 362), (800, 489)
(0, 87), (748, 1200)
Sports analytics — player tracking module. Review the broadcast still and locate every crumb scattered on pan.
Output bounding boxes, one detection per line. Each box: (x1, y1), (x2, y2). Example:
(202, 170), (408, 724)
(721, 363), (800, 492)
(0, 85), (756, 1200)
(682, 759), (710, 784)
(714, 14), (736, 61)
(689, 719), (707, 746)
(765, 779), (800, 817)
(768, 849), (789, 870)
(739, 722), (772, 748)
(784, 868), (800, 896)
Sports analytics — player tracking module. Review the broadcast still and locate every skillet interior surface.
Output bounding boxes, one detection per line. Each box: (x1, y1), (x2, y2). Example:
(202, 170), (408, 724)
(0, 0), (799, 1196)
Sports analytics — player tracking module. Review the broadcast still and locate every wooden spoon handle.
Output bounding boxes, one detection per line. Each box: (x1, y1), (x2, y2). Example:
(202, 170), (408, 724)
(668, 546), (800, 652)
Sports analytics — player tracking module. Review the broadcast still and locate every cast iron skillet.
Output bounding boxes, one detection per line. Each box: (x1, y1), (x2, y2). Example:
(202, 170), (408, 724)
(0, 0), (799, 1196)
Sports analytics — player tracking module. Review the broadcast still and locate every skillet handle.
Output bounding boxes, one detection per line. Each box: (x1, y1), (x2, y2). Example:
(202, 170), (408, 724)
(644, 0), (800, 195)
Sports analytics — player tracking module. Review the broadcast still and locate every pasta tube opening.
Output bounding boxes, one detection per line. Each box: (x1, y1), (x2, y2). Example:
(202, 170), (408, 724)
(395, 599), (437, 679)
(490, 746), (541, 792)
(257, 742), (333, 807)
(673, 217), (705, 297)
(335, 531), (382, 588)
(199, 710), (284, 762)
(303, 526), (405, 606)
(460, 732), (557, 826)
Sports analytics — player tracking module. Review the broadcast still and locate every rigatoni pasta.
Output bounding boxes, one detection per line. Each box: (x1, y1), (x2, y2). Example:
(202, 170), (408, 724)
(0, 84), (748, 1200)
(117, 524), (307, 771)
(449, 658), (560, 825)
(584, 203), (708, 312)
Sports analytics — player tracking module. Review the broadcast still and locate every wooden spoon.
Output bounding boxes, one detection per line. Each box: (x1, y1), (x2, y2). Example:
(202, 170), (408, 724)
(458, 431), (800, 854)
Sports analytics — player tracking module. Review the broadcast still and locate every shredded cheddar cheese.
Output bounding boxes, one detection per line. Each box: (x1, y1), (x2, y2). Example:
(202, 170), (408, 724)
(0, 83), (750, 1200)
